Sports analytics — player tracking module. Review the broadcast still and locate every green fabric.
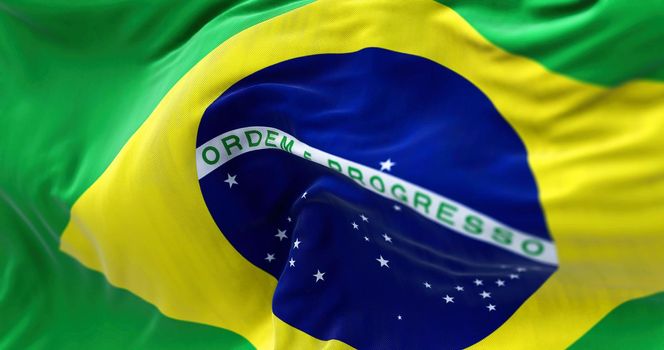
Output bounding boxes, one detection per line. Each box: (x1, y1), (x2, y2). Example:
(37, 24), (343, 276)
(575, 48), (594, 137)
(440, 0), (664, 86)
(0, 199), (253, 350)
(569, 292), (664, 349)
(0, 0), (310, 348)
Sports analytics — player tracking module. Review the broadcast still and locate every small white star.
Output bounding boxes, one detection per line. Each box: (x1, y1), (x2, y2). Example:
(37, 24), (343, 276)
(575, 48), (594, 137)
(288, 258), (296, 267)
(424, 282), (431, 288)
(487, 304), (496, 311)
(380, 158), (396, 172)
(496, 279), (505, 287)
(443, 295), (454, 304)
(313, 269), (325, 282)
(473, 279), (483, 286)
(382, 234), (393, 243)
(455, 285), (464, 292)
(224, 174), (238, 188)
(479, 291), (492, 299)
(293, 238), (301, 249)
(364, 236), (370, 242)
(275, 229), (288, 241)
(360, 214), (369, 222)
(393, 204), (402, 211)
(397, 315), (403, 320)
(265, 253), (275, 262)
(287, 217), (292, 222)
(376, 255), (390, 268)
(509, 274), (520, 280)
(301, 191), (308, 199)
(517, 267), (527, 272)
(351, 222), (359, 230)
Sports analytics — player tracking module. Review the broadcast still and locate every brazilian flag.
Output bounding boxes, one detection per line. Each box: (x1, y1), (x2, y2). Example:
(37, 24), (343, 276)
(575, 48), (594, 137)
(2, 0), (663, 349)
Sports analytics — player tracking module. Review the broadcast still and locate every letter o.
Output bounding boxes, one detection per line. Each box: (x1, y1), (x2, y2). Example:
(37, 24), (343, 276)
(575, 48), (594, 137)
(522, 239), (544, 256)
(369, 175), (385, 193)
(202, 146), (220, 165)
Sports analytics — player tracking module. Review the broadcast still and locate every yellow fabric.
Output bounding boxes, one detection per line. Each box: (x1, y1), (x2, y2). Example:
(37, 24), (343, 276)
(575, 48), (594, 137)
(60, 0), (664, 348)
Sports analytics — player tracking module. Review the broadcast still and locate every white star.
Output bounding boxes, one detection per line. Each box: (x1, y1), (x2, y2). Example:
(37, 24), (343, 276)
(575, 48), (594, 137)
(293, 238), (301, 249)
(382, 234), (393, 243)
(479, 291), (491, 299)
(313, 269), (325, 282)
(509, 274), (520, 280)
(275, 229), (288, 241)
(287, 217), (292, 222)
(443, 295), (454, 304)
(397, 315), (403, 320)
(393, 204), (402, 211)
(496, 279), (505, 287)
(364, 236), (370, 242)
(487, 304), (496, 311)
(376, 255), (390, 268)
(288, 258), (296, 267)
(301, 191), (308, 199)
(455, 285), (464, 292)
(360, 214), (369, 222)
(265, 253), (275, 262)
(424, 282), (431, 288)
(517, 267), (527, 272)
(473, 279), (483, 286)
(224, 174), (238, 188)
(351, 222), (359, 230)
(380, 158), (396, 172)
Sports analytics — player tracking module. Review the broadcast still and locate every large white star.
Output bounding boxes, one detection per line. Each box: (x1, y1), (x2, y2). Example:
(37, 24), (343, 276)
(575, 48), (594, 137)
(293, 238), (301, 249)
(224, 173), (238, 188)
(479, 291), (491, 299)
(473, 279), (483, 286)
(275, 229), (288, 241)
(351, 222), (359, 230)
(487, 304), (496, 311)
(360, 214), (369, 222)
(288, 258), (296, 267)
(455, 285), (464, 292)
(376, 255), (390, 267)
(496, 279), (506, 287)
(265, 253), (275, 262)
(382, 234), (393, 243)
(380, 158), (396, 172)
(443, 295), (454, 304)
(313, 269), (325, 282)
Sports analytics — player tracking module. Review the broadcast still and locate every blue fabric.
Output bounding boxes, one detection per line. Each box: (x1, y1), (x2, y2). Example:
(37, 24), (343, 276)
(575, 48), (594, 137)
(197, 48), (556, 349)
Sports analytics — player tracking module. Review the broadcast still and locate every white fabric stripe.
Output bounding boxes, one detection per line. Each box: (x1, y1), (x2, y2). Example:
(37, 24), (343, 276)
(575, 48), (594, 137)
(196, 126), (558, 266)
